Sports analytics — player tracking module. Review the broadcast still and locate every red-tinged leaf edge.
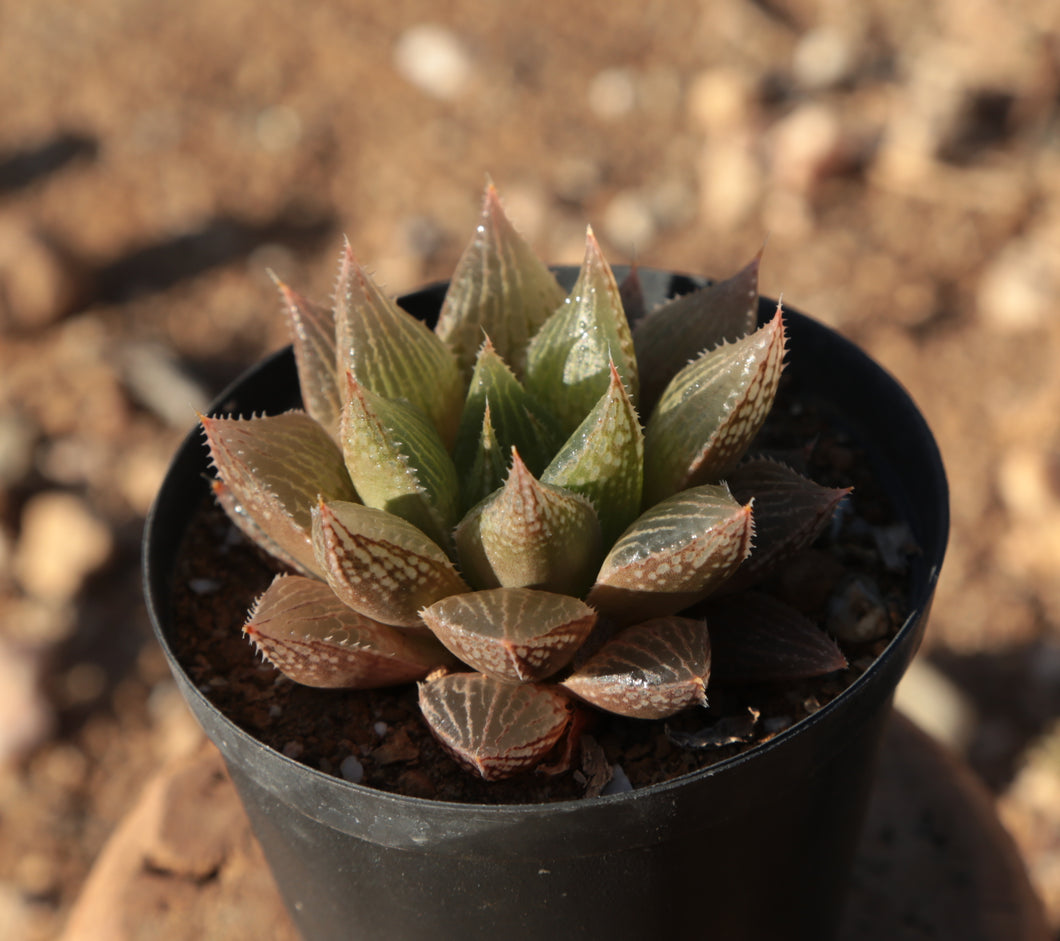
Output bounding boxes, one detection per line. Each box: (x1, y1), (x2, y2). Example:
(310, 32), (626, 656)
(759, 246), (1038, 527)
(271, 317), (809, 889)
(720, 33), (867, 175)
(643, 304), (787, 503)
(418, 673), (573, 781)
(724, 457), (851, 591)
(244, 575), (455, 688)
(634, 248), (763, 413)
(702, 592), (848, 684)
(419, 587), (597, 683)
(562, 617), (711, 719)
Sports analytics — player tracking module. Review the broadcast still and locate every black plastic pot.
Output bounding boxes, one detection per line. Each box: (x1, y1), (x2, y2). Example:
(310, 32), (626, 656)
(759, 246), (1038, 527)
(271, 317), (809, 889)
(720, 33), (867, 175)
(143, 267), (948, 941)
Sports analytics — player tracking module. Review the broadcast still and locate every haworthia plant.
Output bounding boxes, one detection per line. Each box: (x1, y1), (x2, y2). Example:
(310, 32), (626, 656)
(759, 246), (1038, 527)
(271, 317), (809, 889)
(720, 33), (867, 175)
(202, 182), (853, 782)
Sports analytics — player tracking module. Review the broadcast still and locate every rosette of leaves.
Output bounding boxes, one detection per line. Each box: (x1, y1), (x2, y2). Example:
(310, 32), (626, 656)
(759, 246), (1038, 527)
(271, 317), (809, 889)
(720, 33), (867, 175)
(201, 183), (851, 782)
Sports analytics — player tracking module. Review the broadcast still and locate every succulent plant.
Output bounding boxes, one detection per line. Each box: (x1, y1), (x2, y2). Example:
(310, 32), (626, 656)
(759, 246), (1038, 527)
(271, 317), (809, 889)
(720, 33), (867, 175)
(201, 183), (852, 782)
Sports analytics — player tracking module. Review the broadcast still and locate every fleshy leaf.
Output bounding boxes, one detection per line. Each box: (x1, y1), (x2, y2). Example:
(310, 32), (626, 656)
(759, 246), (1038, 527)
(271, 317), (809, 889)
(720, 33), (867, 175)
(643, 304), (786, 504)
(525, 227), (638, 435)
(460, 402), (509, 512)
(452, 338), (563, 499)
(202, 411), (357, 577)
(562, 617), (711, 719)
(634, 249), (762, 413)
(418, 672), (572, 781)
(587, 484), (754, 624)
(272, 273), (342, 438)
(245, 574), (455, 688)
(420, 588), (597, 683)
(435, 182), (566, 378)
(703, 592), (848, 683)
(312, 499), (468, 626)
(340, 372), (459, 549)
(724, 458), (851, 591)
(542, 361), (643, 547)
(454, 450), (602, 596)
(333, 243), (463, 446)
(211, 479), (308, 574)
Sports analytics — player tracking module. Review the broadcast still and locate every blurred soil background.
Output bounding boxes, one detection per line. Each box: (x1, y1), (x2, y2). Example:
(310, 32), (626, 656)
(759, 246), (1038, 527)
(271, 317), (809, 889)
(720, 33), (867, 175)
(1, 0), (1059, 937)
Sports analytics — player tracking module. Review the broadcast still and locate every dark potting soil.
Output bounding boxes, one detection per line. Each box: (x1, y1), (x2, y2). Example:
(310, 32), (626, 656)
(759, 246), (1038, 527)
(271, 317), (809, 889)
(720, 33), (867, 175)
(168, 385), (914, 805)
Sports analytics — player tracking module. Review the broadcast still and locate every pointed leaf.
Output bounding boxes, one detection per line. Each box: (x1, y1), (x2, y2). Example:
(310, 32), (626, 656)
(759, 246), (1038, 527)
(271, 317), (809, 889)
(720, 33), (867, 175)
(586, 484), (754, 624)
(542, 361), (643, 546)
(635, 249), (763, 412)
(562, 617), (711, 719)
(420, 588), (597, 683)
(244, 575), (455, 688)
(724, 458), (851, 590)
(704, 592), (848, 683)
(272, 274), (342, 437)
(452, 337), (562, 492)
(435, 181), (566, 378)
(202, 411), (357, 577)
(340, 372), (459, 548)
(460, 402), (510, 511)
(312, 500), (468, 626)
(643, 304), (786, 504)
(333, 244), (463, 446)
(418, 672), (572, 781)
(525, 227), (638, 434)
(211, 478), (309, 574)
(454, 450), (602, 596)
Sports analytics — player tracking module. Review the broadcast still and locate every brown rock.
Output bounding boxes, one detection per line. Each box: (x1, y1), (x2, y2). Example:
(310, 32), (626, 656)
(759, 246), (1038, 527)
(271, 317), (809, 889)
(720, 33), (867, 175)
(14, 491), (113, 602)
(0, 221), (82, 331)
(59, 743), (298, 941)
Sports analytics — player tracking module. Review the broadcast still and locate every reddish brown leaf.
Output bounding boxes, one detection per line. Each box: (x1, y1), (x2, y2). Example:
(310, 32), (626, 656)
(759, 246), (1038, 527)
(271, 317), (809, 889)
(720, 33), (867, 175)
(312, 499), (468, 626)
(211, 478), (307, 573)
(704, 592), (848, 683)
(634, 248), (763, 412)
(418, 673), (572, 781)
(420, 588), (596, 682)
(201, 410), (357, 577)
(586, 484), (754, 624)
(272, 274), (342, 438)
(245, 575), (455, 688)
(725, 458), (851, 590)
(562, 617), (711, 719)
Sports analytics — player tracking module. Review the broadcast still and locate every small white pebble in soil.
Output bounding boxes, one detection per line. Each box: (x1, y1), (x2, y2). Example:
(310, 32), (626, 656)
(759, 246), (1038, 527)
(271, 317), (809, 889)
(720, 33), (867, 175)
(601, 763), (633, 795)
(188, 577), (221, 594)
(827, 575), (890, 643)
(282, 740), (303, 759)
(268, 704), (282, 718)
(340, 755), (365, 783)
(373, 721), (388, 737)
(763, 716), (794, 736)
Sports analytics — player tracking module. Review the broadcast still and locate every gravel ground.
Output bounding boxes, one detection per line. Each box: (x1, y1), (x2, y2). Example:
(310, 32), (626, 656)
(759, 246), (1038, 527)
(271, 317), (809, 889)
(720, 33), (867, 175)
(1, 1), (1059, 937)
